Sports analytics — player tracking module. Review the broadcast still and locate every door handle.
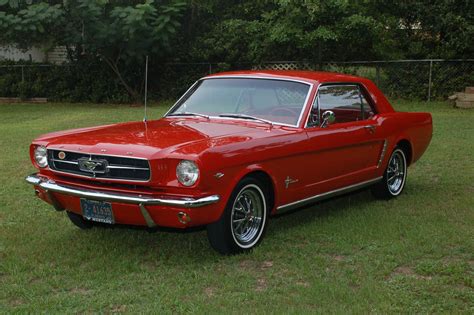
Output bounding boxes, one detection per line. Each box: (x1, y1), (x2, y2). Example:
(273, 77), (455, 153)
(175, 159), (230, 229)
(364, 125), (376, 133)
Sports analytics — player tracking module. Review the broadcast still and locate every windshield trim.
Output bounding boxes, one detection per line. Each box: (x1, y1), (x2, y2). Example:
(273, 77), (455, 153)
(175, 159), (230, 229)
(164, 76), (315, 128)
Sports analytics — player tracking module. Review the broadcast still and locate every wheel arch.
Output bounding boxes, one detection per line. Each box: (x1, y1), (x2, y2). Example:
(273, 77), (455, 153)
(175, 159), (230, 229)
(242, 170), (276, 215)
(227, 166), (278, 215)
(396, 138), (413, 166)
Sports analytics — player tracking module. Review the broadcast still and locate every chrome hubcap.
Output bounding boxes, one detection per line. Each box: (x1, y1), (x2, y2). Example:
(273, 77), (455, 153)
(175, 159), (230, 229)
(387, 151), (406, 194)
(231, 186), (264, 246)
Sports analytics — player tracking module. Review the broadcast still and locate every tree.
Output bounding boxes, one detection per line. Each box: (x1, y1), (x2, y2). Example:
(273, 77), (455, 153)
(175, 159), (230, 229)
(0, 0), (186, 102)
(371, 0), (474, 59)
(186, 0), (384, 63)
(182, 0), (473, 63)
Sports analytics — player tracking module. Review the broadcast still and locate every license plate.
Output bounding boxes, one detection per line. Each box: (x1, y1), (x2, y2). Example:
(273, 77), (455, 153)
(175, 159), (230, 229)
(80, 199), (114, 224)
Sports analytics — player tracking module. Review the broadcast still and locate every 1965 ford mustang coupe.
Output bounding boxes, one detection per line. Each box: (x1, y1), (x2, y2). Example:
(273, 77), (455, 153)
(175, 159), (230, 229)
(26, 71), (432, 254)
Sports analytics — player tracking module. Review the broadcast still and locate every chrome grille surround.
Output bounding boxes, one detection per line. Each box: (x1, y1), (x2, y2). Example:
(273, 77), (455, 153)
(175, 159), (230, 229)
(47, 149), (151, 182)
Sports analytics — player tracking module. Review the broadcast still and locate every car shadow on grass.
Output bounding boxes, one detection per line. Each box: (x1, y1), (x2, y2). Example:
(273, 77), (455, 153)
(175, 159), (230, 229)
(66, 191), (368, 251)
(269, 188), (379, 230)
(37, 187), (384, 263)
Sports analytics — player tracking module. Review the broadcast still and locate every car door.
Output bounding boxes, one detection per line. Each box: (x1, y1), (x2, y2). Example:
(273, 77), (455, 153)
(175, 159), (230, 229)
(300, 83), (386, 197)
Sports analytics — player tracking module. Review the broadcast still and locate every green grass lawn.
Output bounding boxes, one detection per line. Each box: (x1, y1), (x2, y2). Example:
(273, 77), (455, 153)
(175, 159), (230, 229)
(0, 101), (473, 313)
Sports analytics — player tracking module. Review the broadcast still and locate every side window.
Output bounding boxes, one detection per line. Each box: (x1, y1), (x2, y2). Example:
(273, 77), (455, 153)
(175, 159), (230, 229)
(317, 85), (374, 124)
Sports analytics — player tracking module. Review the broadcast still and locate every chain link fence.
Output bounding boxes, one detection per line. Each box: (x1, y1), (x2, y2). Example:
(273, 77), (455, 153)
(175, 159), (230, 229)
(1, 59), (473, 102)
(159, 59), (474, 101)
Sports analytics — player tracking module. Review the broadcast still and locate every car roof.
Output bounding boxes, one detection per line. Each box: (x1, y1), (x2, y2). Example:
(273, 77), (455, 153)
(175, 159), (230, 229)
(205, 70), (368, 84)
(204, 69), (395, 114)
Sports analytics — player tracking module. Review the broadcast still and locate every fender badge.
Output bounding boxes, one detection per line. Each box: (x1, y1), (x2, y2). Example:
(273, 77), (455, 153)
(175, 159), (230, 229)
(58, 151), (66, 160)
(284, 176), (299, 189)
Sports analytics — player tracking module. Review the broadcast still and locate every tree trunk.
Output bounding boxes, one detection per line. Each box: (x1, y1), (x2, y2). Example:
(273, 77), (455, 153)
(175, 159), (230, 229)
(103, 56), (141, 103)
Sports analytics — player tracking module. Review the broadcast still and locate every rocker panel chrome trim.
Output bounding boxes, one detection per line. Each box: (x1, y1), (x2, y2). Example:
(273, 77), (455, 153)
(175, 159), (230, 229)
(277, 177), (383, 213)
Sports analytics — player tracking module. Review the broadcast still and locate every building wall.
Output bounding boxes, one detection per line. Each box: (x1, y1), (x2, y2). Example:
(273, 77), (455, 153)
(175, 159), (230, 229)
(0, 45), (67, 64)
(46, 46), (68, 64)
(0, 45), (46, 62)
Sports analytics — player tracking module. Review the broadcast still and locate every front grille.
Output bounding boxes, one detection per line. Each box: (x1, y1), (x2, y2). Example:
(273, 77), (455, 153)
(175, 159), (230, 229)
(48, 150), (151, 181)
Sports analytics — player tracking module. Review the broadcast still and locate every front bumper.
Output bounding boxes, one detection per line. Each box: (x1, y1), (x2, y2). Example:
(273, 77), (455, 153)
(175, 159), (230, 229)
(25, 173), (221, 228)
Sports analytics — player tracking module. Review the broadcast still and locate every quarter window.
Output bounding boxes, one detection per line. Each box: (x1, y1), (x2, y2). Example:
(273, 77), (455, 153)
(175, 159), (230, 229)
(360, 92), (375, 120)
(308, 85), (374, 126)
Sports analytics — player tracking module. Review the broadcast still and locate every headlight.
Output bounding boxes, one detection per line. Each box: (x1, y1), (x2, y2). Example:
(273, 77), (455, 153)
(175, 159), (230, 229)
(176, 160), (199, 186)
(34, 145), (48, 168)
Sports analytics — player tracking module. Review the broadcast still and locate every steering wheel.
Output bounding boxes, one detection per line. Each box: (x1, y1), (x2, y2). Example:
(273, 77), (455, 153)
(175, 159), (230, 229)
(268, 107), (297, 117)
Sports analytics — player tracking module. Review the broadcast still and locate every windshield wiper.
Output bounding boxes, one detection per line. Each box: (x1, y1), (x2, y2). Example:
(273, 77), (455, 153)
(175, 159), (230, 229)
(218, 113), (273, 127)
(167, 112), (210, 120)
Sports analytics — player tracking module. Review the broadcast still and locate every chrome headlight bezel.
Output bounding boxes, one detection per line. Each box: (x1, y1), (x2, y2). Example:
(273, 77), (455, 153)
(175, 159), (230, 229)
(176, 160), (199, 187)
(34, 145), (48, 168)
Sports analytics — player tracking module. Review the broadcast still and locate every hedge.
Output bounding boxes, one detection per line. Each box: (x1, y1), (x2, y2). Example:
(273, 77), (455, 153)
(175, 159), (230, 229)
(1, 60), (473, 103)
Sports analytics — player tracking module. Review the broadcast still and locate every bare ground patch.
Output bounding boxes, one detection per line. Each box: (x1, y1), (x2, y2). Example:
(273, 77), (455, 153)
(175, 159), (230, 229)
(204, 286), (215, 298)
(295, 280), (310, 287)
(9, 298), (24, 307)
(390, 266), (432, 280)
(261, 260), (274, 269)
(331, 254), (346, 262)
(110, 304), (127, 313)
(238, 259), (274, 271)
(255, 278), (268, 292)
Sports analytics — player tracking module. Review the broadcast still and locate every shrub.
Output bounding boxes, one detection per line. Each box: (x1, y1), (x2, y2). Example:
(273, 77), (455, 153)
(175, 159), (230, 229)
(0, 59), (134, 103)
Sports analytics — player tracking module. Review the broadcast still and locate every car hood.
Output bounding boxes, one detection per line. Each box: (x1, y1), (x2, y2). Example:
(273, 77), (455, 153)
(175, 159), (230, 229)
(36, 118), (281, 159)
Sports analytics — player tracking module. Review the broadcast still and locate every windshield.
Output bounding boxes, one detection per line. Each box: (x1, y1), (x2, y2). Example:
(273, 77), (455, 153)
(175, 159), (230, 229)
(168, 78), (311, 126)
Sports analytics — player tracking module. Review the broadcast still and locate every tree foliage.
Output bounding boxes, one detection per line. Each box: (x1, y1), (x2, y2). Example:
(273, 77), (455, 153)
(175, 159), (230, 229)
(0, 0), (472, 101)
(0, 0), (186, 101)
(182, 0), (473, 62)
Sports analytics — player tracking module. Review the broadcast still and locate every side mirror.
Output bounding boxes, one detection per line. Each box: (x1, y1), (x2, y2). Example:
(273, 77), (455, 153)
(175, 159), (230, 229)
(320, 110), (335, 128)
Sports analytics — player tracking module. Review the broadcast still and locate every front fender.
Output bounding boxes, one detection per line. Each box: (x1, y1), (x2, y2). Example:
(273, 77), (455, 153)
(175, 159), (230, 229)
(206, 163), (280, 217)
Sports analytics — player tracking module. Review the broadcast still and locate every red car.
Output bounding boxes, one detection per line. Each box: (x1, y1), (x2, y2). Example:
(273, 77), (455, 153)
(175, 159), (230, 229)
(26, 71), (432, 254)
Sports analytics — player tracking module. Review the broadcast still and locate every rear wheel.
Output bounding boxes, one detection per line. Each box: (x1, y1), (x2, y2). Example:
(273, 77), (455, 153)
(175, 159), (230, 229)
(66, 211), (93, 229)
(372, 147), (407, 199)
(207, 177), (268, 255)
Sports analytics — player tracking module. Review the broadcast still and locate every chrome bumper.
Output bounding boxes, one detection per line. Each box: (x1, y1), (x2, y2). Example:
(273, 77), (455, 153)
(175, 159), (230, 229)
(25, 173), (220, 208)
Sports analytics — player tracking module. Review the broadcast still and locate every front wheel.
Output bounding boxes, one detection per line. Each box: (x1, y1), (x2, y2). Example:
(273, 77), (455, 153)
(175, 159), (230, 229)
(207, 177), (268, 255)
(372, 147), (408, 199)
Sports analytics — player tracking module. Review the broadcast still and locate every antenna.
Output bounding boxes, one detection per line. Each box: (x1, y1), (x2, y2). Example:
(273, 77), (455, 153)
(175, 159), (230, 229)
(143, 55), (149, 122)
